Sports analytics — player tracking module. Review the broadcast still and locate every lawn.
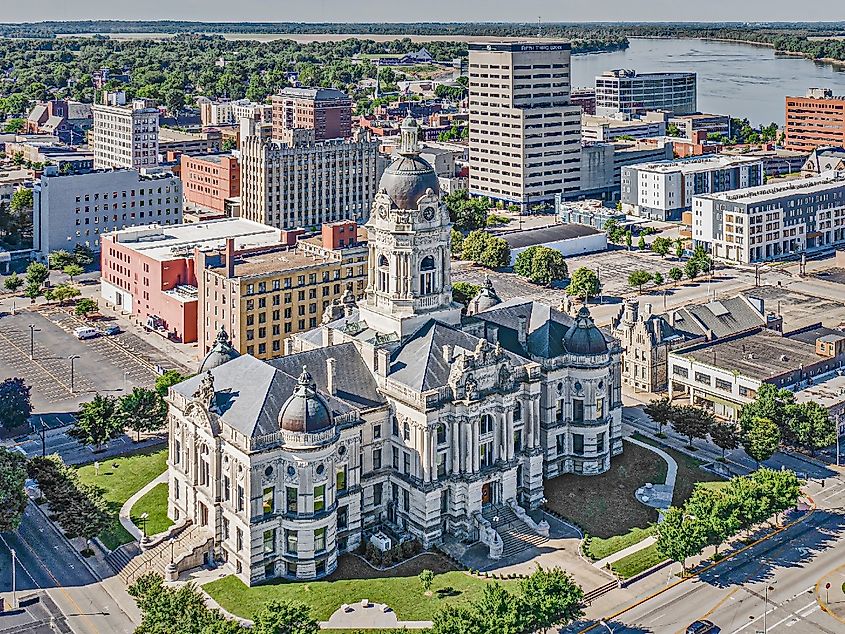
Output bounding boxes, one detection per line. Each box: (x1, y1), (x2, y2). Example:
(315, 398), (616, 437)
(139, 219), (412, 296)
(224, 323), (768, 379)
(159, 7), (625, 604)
(130, 482), (173, 538)
(631, 433), (725, 505)
(544, 439), (667, 540)
(610, 543), (665, 579)
(586, 525), (656, 561)
(75, 447), (168, 550)
(204, 553), (513, 622)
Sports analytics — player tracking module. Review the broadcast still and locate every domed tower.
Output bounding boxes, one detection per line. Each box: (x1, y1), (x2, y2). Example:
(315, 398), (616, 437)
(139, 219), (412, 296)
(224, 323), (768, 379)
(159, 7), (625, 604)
(358, 116), (461, 338)
(278, 366), (337, 447)
(198, 327), (240, 373)
(564, 306), (608, 356)
(468, 274), (502, 315)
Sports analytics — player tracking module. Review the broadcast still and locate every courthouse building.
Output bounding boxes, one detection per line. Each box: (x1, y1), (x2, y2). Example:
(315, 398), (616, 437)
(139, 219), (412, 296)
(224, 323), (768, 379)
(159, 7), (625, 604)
(167, 118), (623, 586)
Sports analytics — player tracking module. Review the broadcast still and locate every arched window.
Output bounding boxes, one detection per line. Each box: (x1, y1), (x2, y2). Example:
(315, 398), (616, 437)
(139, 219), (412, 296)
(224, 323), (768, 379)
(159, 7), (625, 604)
(480, 414), (494, 436)
(403, 422), (411, 441)
(514, 401), (522, 422)
(199, 445), (210, 487)
(378, 254), (389, 292)
(419, 255), (436, 295)
(436, 423), (447, 445)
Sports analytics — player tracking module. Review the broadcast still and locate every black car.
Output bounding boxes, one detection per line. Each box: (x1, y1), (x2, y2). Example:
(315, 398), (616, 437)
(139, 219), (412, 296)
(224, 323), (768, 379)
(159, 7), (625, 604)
(686, 620), (717, 634)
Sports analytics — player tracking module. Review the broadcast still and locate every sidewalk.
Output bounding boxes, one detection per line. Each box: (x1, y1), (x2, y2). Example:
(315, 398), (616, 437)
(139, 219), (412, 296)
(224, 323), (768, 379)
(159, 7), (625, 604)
(817, 564), (845, 626)
(120, 471), (168, 541)
(592, 536), (658, 570)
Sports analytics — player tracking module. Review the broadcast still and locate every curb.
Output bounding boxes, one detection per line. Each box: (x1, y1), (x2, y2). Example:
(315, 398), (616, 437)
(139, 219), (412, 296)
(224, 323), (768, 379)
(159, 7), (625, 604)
(577, 494), (817, 633)
(815, 564), (845, 626)
(28, 497), (102, 582)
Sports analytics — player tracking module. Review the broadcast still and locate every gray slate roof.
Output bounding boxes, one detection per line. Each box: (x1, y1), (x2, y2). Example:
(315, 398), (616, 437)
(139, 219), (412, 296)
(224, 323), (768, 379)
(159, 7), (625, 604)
(668, 296), (766, 340)
(501, 224), (601, 249)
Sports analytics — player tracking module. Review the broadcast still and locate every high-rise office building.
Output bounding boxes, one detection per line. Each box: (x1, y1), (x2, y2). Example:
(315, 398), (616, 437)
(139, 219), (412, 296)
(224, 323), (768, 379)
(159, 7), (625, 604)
(271, 88), (353, 141)
(595, 70), (697, 116)
(91, 92), (159, 170)
(239, 129), (381, 230)
(468, 42), (582, 208)
(784, 88), (845, 152)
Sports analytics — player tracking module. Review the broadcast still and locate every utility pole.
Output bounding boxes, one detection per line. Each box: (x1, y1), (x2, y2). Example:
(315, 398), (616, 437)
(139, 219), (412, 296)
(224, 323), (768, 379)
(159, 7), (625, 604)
(10, 548), (17, 610)
(69, 355), (80, 394)
(29, 324), (40, 360)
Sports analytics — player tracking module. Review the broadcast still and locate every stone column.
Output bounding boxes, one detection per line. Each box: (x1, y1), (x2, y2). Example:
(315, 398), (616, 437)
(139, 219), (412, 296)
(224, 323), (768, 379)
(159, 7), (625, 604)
(431, 428), (438, 479)
(451, 421), (460, 475)
(533, 397), (541, 447)
(506, 408), (514, 461)
(464, 421), (472, 473)
(472, 419), (480, 472)
(422, 425), (430, 483)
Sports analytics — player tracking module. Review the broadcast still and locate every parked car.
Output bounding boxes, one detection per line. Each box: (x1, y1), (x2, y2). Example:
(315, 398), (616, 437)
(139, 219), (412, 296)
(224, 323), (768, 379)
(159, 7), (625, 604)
(686, 620), (717, 634)
(74, 326), (100, 340)
(101, 325), (121, 336)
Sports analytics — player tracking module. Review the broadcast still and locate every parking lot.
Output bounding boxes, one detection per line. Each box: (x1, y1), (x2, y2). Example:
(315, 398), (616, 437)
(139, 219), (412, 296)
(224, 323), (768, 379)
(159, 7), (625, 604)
(0, 307), (165, 422)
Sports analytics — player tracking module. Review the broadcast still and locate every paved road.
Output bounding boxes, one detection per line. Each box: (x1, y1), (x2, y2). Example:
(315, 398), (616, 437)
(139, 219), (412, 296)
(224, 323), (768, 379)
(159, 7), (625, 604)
(570, 478), (845, 634)
(6, 429), (166, 465)
(0, 502), (137, 634)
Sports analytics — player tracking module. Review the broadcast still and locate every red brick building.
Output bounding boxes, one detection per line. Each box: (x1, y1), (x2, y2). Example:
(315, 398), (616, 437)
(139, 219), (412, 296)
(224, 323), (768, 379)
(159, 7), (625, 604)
(180, 153), (240, 214)
(271, 87), (352, 141)
(785, 89), (845, 152)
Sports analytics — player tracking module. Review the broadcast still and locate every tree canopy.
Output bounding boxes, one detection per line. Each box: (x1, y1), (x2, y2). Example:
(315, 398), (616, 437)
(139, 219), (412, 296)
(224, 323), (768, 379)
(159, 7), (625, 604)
(0, 377), (33, 431)
(0, 448), (28, 532)
(566, 267), (600, 301)
(514, 246), (568, 286)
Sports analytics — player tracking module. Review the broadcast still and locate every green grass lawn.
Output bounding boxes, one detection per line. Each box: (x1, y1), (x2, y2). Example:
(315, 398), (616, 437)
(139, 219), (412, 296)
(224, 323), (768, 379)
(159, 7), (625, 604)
(585, 525), (656, 561)
(610, 543), (666, 579)
(631, 433), (725, 505)
(75, 447), (168, 550)
(545, 440), (667, 540)
(204, 554), (513, 622)
(130, 482), (173, 538)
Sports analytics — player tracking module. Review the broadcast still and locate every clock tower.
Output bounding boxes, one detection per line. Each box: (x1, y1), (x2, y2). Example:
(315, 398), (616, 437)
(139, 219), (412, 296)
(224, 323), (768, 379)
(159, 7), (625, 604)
(358, 116), (461, 338)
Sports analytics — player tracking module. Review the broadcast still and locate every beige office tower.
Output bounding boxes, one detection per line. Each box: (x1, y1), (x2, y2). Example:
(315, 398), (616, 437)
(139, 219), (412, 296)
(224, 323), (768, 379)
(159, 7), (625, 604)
(469, 42), (582, 208)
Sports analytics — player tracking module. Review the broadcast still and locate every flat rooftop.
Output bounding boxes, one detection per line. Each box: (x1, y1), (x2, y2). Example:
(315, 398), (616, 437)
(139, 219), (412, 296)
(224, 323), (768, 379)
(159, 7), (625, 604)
(501, 223), (601, 249)
(698, 170), (845, 205)
(795, 371), (845, 410)
(583, 115), (663, 129)
(680, 328), (832, 382)
(630, 155), (762, 174)
(183, 152), (235, 165)
(106, 218), (283, 261)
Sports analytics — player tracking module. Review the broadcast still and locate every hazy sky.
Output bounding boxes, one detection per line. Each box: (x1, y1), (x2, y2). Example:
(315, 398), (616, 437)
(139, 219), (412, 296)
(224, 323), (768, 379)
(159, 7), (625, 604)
(4, 1), (844, 24)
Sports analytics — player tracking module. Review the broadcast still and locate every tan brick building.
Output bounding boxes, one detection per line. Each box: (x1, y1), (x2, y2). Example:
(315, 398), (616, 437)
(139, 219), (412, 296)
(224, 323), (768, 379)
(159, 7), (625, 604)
(271, 87), (352, 141)
(785, 89), (845, 152)
(181, 153), (240, 214)
(197, 221), (368, 360)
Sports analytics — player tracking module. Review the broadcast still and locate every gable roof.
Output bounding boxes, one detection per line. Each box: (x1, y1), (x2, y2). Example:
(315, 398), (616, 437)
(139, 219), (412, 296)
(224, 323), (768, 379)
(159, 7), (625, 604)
(668, 296), (766, 339)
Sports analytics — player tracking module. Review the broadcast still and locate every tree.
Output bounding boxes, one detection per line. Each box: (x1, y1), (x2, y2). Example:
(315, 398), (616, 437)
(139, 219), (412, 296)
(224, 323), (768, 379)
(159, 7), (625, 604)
(461, 230), (490, 262)
(155, 370), (189, 398)
(0, 377), (32, 431)
(627, 269), (653, 294)
(625, 231), (632, 250)
(119, 387), (168, 442)
(685, 486), (740, 556)
(450, 228), (464, 258)
(671, 405), (714, 448)
(431, 604), (481, 634)
(75, 298), (98, 318)
(651, 236), (672, 257)
(48, 250), (75, 270)
(643, 397), (673, 436)
(473, 582), (529, 634)
(675, 239), (685, 260)
(251, 599), (319, 634)
(667, 123), (681, 137)
(63, 263), (84, 282)
(24, 281), (41, 302)
(479, 236), (511, 270)
(683, 259), (700, 281)
(0, 448), (28, 533)
(739, 383), (794, 445)
(452, 281), (480, 308)
(668, 266), (683, 285)
(70, 394), (123, 449)
(656, 506), (708, 574)
(73, 244), (95, 266)
(25, 260), (49, 287)
(10, 188), (33, 215)
(741, 416), (781, 465)
(2, 117), (25, 134)
(604, 219), (625, 243)
(419, 569), (435, 595)
(50, 283), (81, 305)
(637, 235), (647, 251)
(789, 401), (835, 455)
(445, 190), (488, 232)
(3, 272), (23, 293)
(710, 419), (739, 460)
(514, 246), (568, 286)
(653, 272), (664, 286)
(566, 267), (600, 302)
(518, 566), (584, 633)
(129, 573), (230, 634)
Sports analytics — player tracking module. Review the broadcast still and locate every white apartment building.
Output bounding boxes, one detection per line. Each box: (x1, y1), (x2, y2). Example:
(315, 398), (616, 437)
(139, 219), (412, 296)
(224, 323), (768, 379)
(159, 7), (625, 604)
(239, 129), (381, 230)
(91, 98), (160, 170)
(199, 98), (272, 126)
(693, 171), (845, 264)
(33, 166), (182, 256)
(620, 155), (764, 221)
(468, 42), (581, 208)
(581, 112), (667, 142)
(595, 70), (697, 116)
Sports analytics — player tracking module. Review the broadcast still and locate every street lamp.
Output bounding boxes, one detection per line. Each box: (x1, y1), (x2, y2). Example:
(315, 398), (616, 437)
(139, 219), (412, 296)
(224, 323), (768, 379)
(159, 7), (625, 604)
(68, 355), (80, 393)
(763, 581), (777, 633)
(599, 620), (614, 634)
(9, 548), (17, 610)
(139, 512), (149, 540)
(29, 324), (40, 360)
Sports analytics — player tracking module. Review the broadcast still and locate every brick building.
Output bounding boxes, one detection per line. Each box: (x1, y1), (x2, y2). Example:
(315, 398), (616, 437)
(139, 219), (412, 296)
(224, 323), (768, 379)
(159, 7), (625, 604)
(181, 153), (240, 214)
(785, 89), (845, 152)
(271, 87), (352, 141)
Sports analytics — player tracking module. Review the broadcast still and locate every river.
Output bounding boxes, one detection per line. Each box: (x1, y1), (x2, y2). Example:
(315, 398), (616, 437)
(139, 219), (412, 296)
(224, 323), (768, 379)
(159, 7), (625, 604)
(56, 33), (845, 126)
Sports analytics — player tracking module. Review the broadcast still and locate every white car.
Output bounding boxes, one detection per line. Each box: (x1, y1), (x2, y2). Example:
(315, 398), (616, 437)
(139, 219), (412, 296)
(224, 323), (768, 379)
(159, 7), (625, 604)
(74, 326), (100, 340)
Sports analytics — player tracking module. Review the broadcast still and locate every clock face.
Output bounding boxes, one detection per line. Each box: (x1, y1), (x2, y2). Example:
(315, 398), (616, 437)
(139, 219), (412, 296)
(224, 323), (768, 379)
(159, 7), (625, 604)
(378, 205), (388, 219)
(423, 207), (436, 221)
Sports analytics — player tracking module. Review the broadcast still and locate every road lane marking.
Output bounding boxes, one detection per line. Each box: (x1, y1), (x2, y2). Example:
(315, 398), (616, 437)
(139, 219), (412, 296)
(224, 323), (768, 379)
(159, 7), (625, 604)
(0, 533), (41, 589)
(675, 588), (738, 634)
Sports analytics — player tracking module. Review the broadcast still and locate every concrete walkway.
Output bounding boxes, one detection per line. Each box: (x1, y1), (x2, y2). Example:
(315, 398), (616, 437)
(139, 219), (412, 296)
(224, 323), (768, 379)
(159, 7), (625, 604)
(321, 601), (432, 629)
(590, 437), (678, 570)
(120, 471), (168, 541)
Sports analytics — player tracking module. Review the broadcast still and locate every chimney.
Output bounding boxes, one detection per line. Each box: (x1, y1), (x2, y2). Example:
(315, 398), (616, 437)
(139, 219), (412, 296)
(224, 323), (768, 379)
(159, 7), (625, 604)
(225, 238), (235, 277)
(375, 348), (390, 377)
(517, 316), (528, 347)
(442, 344), (453, 363)
(643, 303), (652, 318)
(326, 357), (337, 396)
